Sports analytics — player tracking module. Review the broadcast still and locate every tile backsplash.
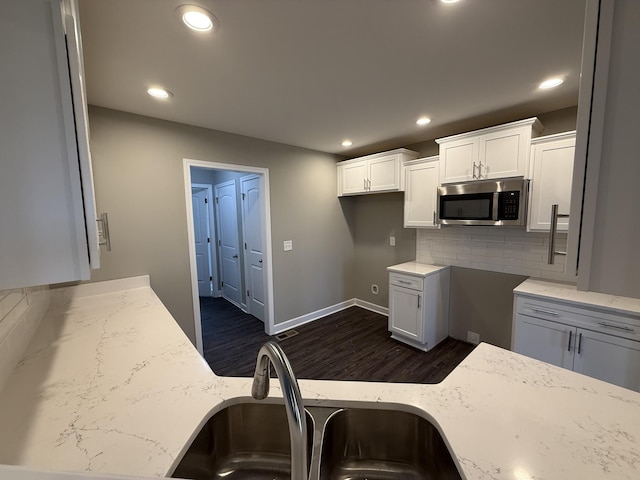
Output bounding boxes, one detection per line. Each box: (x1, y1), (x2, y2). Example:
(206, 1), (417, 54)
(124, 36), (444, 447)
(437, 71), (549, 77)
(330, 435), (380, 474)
(0, 286), (50, 392)
(417, 227), (570, 282)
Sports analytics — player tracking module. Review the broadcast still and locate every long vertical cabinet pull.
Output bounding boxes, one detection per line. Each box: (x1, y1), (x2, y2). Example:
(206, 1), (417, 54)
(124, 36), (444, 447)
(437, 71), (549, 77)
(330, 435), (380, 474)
(568, 330), (573, 352)
(417, 295), (421, 309)
(548, 204), (570, 264)
(472, 162), (478, 179)
(97, 213), (112, 251)
(577, 333), (583, 355)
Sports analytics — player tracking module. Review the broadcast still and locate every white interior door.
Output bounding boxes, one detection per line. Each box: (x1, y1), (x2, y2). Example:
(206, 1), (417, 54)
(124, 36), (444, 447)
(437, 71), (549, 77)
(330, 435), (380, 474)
(191, 187), (213, 297)
(215, 181), (242, 307)
(241, 174), (265, 322)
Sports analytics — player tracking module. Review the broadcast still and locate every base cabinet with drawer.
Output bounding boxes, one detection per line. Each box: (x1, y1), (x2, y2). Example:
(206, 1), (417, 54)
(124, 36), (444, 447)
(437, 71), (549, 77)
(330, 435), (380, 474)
(387, 264), (450, 351)
(512, 294), (640, 392)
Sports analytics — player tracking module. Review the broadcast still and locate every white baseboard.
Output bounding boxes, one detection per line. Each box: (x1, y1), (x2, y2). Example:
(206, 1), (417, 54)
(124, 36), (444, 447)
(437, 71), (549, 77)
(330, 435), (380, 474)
(354, 298), (388, 316)
(271, 298), (387, 335)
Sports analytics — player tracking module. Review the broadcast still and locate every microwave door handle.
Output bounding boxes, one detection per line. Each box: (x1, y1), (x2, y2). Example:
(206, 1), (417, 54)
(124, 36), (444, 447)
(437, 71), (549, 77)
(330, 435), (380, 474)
(492, 192), (499, 221)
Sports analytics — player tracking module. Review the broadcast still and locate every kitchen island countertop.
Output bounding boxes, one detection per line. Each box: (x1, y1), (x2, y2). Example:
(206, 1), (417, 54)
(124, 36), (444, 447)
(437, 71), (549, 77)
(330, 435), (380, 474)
(0, 276), (639, 480)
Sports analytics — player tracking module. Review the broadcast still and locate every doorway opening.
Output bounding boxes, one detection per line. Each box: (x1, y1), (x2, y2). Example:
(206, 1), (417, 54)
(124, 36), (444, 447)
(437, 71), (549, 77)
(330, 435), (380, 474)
(183, 159), (274, 356)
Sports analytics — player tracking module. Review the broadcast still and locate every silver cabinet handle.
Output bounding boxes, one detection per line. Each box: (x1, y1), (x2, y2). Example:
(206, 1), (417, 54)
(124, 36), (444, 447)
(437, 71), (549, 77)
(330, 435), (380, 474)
(598, 322), (635, 333)
(417, 294), (421, 309)
(96, 212), (112, 251)
(397, 279), (411, 285)
(368, 179), (371, 190)
(548, 204), (569, 264)
(478, 161), (484, 178)
(433, 211), (436, 224)
(568, 330), (573, 352)
(531, 307), (559, 317)
(363, 178), (366, 191)
(472, 162), (478, 179)
(577, 332), (582, 355)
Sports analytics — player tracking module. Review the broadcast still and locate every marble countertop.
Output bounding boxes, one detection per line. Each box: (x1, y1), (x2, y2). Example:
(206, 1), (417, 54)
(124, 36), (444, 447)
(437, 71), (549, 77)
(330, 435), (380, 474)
(387, 261), (448, 277)
(515, 278), (640, 316)
(1, 276), (639, 479)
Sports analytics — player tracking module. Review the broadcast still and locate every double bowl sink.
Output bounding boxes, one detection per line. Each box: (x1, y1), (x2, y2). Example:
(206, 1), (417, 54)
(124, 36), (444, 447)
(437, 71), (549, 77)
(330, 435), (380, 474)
(170, 399), (462, 480)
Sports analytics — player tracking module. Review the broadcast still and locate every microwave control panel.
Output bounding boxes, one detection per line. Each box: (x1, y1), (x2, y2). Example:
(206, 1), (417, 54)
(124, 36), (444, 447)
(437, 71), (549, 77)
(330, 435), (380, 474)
(498, 191), (520, 220)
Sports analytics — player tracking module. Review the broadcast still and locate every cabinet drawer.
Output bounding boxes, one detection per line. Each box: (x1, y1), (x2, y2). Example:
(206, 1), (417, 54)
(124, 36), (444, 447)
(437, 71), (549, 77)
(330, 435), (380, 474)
(389, 273), (423, 291)
(517, 297), (640, 342)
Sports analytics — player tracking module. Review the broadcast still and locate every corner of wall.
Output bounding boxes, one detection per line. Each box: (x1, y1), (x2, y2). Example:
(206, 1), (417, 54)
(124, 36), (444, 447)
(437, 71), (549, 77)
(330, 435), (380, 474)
(0, 286), (50, 392)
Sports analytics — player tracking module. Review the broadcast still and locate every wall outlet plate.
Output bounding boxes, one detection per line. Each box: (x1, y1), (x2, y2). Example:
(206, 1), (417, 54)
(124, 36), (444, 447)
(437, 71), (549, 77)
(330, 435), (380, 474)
(371, 284), (379, 295)
(283, 240), (293, 251)
(389, 236), (396, 246)
(467, 331), (480, 345)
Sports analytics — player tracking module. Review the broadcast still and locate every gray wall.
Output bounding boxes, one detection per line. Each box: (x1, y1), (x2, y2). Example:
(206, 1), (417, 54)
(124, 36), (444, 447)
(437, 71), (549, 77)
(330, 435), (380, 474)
(88, 106), (355, 341)
(349, 193), (416, 307)
(585, 0), (640, 298)
(448, 267), (527, 348)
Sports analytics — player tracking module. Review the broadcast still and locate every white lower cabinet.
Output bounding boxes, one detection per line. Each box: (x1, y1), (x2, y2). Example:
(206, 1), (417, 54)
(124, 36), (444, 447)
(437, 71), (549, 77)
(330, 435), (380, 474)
(387, 266), (450, 351)
(513, 295), (640, 392)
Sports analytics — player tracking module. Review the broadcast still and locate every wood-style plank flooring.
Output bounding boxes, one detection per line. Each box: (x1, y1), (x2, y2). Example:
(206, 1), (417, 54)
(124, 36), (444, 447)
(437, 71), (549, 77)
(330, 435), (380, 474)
(201, 297), (476, 383)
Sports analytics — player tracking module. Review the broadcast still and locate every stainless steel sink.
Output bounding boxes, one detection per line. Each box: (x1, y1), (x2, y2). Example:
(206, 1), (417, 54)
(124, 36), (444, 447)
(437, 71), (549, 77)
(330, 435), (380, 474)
(318, 407), (462, 480)
(171, 402), (461, 480)
(171, 402), (314, 480)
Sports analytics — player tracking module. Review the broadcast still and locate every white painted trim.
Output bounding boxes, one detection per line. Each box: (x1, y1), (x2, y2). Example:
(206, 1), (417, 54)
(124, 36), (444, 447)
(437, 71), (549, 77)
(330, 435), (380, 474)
(271, 298), (388, 335)
(183, 159), (275, 355)
(354, 299), (389, 316)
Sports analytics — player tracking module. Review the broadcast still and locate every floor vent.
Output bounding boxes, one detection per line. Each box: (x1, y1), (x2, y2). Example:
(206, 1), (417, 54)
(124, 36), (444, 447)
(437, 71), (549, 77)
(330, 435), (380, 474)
(275, 329), (299, 341)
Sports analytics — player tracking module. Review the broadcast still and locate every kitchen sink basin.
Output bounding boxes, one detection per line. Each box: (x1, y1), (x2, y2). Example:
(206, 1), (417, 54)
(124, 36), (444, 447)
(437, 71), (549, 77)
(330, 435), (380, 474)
(171, 402), (314, 480)
(318, 407), (462, 480)
(171, 401), (461, 480)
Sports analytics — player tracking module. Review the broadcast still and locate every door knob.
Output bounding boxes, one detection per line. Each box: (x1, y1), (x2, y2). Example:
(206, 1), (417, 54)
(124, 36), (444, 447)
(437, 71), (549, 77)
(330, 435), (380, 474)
(259, 259), (263, 263)
(232, 254), (238, 259)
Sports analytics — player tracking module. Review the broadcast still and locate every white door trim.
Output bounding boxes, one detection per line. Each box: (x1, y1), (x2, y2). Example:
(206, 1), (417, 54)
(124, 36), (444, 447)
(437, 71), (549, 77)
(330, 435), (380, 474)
(183, 159), (275, 355)
(192, 183), (217, 297)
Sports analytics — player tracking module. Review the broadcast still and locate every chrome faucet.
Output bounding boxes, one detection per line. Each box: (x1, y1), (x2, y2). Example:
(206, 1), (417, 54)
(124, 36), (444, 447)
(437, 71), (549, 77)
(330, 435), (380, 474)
(252, 341), (307, 480)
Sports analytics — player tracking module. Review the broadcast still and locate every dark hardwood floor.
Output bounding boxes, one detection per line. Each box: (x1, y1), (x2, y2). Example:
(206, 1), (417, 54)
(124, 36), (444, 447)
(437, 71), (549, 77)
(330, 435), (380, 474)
(200, 297), (476, 383)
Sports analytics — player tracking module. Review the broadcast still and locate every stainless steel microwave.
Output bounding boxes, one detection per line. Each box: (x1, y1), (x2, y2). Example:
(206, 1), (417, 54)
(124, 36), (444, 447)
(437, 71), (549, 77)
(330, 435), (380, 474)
(436, 177), (529, 226)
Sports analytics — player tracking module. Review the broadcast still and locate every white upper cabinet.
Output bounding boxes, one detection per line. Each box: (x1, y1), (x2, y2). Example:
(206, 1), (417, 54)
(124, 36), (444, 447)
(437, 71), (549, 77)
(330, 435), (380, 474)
(337, 149), (418, 196)
(0, 0), (100, 290)
(437, 118), (543, 184)
(404, 157), (440, 228)
(527, 132), (576, 232)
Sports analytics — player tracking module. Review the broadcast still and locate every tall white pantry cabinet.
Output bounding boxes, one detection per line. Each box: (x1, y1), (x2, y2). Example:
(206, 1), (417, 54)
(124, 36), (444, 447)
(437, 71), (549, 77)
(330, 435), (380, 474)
(0, 0), (100, 290)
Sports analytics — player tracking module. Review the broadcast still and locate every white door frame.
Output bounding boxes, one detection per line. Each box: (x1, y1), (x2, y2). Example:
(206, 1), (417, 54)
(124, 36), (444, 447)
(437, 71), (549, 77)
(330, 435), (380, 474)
(191, 183), (218, 297)
(184, 158), (275, 355)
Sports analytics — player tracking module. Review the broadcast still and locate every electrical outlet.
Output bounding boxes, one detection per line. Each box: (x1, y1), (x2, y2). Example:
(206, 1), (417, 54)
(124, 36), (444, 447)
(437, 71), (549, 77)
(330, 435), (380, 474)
(389, 236), (396, 246)
(467, 331), (480, 345)
(371, 284), (379, 295)
(283, 240), (293, 251)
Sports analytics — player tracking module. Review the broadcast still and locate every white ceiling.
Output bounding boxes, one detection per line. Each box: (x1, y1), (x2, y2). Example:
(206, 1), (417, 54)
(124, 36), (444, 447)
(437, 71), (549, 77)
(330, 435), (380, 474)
(78, 0), (586, 156)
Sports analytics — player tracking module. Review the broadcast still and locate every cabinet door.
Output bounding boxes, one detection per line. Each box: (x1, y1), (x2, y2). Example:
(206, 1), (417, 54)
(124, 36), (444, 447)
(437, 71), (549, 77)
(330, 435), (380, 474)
(368, 155), (401, 192)
(389, 285), (423, 342)
(513, 314), (574, 370)
(573, 329), (640, 392)
(527, 136), (575, 232)
(0, 0), (92, 290)
(439, 138), (477, 184)
(404, 161), (439, 228)
(478, 126), (530, 179)
(339, 162), (368, 195)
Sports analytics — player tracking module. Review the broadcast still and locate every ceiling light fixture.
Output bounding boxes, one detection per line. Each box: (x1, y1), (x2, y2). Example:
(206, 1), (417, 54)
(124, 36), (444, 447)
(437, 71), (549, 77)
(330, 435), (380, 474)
(341, 140), (353, 147)
(147, 87), (173, 99)
(441, 0), (461, 3)
(177, 5), (219, 32)
(416, 117), (432, 126)
(538, 78), (564, 89)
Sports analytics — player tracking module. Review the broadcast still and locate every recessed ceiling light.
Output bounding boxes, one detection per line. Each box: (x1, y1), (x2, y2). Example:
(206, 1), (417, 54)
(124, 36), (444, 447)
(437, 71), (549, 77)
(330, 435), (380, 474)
(177, 5), (219, 32)
(538, 78), (564, 89)
(147, 87), (173, 99)
(416, 117), (432, 126)
(341, 140), (353, 147)
(441, 0), (461, 3)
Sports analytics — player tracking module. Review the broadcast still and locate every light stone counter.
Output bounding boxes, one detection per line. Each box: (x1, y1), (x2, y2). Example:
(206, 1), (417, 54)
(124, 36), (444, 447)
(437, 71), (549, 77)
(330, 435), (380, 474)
(515, 278), (640, 317)
(387, 261), (448, 277)
(0, 276), (639, 479)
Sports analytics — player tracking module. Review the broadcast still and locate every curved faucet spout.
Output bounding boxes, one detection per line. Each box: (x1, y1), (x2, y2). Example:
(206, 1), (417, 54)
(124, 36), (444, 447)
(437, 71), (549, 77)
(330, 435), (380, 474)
(252, 341), (307, 480)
